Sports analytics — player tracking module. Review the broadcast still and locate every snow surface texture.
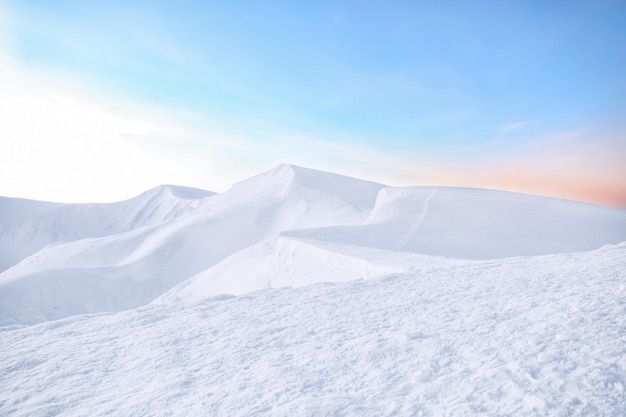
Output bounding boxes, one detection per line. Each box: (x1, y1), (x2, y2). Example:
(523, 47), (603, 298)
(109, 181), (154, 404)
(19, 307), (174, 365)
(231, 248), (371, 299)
(1, 164), (626, 416)
(1, 244), (625, 416)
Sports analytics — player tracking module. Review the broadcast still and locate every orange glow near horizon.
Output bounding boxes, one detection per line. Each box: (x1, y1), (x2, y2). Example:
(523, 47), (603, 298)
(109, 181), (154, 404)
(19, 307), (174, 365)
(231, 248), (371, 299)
(426, 160), (626, 209)
(491, 175), (626, 208)
(413, 133), (626, 209)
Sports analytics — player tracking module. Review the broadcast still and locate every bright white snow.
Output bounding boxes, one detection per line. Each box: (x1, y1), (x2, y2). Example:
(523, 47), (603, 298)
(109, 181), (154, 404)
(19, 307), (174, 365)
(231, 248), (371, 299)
(0, 165), (389, 324)
(1, 164), (625, 416)
(1, 243), (625, 416)
(2, 164), (625, 325)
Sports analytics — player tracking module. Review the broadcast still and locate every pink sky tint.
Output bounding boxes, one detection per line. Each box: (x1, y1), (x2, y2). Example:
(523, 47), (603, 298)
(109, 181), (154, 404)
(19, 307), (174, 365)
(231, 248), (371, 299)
(428, 135), (626, 208)
(491, 170), (625, 208)
(435, 165), (626, 208)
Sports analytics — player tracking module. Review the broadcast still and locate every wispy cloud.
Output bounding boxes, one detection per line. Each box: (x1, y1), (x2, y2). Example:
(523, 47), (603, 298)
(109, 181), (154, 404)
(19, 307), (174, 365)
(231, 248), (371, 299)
(501, 121), (538, 133)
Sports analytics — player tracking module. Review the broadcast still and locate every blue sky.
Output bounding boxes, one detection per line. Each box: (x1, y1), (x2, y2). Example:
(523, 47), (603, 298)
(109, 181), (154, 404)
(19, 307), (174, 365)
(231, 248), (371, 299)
(1, 1), (625, 206)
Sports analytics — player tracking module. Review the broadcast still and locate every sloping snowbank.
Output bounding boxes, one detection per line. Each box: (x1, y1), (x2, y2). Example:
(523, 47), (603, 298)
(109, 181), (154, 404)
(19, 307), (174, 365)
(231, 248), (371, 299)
(164, 236), (470, 304)
(286, 186), (626, 258)
(2, 243), (624, 416)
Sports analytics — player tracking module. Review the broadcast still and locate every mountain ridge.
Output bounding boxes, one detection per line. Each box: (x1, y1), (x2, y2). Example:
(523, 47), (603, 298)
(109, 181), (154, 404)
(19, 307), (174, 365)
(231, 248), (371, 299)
(1, 164), (625, 326)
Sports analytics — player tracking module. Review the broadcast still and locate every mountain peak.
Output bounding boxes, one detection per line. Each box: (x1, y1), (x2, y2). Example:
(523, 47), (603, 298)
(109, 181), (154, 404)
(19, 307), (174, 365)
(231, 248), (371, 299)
(227, 163), (385, 209)
(140, 184), (214, 200)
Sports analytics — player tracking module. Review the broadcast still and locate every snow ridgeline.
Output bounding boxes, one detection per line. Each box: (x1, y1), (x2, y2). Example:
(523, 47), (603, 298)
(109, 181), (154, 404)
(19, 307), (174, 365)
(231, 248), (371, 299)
(1, 243), (625, 416)
(1, 164), (626, 326)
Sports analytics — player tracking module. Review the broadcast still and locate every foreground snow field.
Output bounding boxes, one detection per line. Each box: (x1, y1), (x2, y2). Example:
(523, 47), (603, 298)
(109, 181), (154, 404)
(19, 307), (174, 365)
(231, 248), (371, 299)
(2, 243), (625, 416)
(1, 164), (626, 416)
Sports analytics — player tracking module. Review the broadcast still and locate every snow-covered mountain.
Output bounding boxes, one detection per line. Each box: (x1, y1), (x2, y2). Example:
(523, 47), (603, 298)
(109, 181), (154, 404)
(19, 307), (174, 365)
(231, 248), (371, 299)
(2, 164), (626, 416)
(0, 165), (385, 325)
(1, 164), (625, 326)
(0, 184), (214, 272)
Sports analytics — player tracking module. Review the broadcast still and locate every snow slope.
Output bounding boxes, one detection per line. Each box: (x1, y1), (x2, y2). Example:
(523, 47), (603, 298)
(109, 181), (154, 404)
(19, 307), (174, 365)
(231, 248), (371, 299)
(0, 165), (384, 325)
(2, 164), (626, 416)
(285, 186), (626, 258)
(2, 243), (625, 416)
(0, 184), (214, 273)
(168, 184), (626, 304)
(1, 164), (625, 326)
(164, 236), (469, 303)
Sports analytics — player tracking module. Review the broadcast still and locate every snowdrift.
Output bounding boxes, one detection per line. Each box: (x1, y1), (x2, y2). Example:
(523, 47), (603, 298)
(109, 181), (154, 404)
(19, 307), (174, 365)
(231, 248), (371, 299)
(285, 186), (626, 258)
(1, 164), (625, 325)
(2, 243), (625, 416)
